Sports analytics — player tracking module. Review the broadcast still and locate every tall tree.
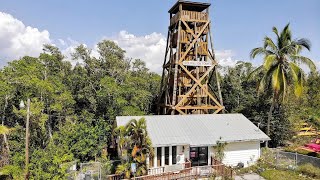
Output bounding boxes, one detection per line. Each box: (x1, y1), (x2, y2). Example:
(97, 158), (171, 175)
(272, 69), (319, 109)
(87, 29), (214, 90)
(249, 24), (316, 146)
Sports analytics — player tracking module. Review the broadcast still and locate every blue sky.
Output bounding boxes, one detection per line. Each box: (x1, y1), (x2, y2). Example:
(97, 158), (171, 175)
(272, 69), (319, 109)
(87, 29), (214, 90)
(0, 0), (319, 72)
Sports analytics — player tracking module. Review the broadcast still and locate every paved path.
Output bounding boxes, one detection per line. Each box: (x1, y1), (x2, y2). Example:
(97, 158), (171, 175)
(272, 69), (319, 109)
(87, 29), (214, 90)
(235, 173), (265, 180)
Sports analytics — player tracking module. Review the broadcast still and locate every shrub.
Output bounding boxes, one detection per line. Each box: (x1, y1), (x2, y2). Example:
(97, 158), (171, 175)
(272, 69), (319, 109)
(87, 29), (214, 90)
(297, 163), (320, 178)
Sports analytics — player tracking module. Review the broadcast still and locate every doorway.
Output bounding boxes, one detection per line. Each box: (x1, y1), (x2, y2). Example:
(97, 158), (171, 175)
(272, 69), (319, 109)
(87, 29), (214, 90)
(190, 147), (208, 166)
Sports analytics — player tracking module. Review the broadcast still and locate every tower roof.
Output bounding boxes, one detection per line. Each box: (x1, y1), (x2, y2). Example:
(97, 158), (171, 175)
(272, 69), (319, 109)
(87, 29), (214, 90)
(169, 0), (211, 14)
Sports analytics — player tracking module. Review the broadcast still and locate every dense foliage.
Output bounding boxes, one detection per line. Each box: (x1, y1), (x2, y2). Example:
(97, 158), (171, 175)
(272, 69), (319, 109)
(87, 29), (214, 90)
(0, 25), (319, 179)
(0, 41), (160, 179)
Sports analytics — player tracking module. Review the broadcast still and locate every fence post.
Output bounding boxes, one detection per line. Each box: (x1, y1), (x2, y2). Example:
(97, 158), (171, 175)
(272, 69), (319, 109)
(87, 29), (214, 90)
(275, 149), (278, 168)
(295, 152), (298, 167)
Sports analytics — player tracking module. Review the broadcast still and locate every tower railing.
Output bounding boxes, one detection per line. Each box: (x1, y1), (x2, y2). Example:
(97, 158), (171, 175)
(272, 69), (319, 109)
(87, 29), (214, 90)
(170, 10), (209, 26)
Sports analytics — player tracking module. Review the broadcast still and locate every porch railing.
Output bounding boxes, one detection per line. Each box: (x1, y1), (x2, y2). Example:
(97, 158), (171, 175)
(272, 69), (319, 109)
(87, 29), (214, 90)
(147, 161), (191, 175)
(106, 160), (233, 180)
(134, 164), (233, 180)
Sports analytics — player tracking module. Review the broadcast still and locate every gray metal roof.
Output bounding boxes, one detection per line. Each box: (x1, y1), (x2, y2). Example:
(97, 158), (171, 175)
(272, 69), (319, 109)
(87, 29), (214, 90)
(116, 114), (270, 147)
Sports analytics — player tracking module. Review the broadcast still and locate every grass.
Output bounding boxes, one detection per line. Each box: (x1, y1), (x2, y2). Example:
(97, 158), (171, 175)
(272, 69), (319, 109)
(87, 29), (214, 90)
(235, 148), (320, 180)
(261, 169), (312, 180)
(297, 163), (320, 179)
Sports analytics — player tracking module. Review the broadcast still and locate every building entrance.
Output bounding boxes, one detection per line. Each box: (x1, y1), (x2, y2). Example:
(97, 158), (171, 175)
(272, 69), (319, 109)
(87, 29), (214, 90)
(190, 147), (208, 166)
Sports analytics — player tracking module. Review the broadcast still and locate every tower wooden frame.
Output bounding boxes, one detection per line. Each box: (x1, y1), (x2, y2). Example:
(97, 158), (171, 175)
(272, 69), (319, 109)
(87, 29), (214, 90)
(158, 1), (224, 115)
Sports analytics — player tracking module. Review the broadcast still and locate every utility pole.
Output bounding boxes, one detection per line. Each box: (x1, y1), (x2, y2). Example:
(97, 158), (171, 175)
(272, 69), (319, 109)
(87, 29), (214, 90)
(25, 98), (30, 180)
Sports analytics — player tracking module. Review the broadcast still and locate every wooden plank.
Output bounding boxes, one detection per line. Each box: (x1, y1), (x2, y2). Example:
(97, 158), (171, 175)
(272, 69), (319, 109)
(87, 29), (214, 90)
(174, 64), (213, 108)
(178, 21), (209, 63)
(181, 20), (197, 39)
(171, 20), (182, 114)
(178, 106), (219, 110)
(179, 64), (223, 109)
(175, 108), (186, 115)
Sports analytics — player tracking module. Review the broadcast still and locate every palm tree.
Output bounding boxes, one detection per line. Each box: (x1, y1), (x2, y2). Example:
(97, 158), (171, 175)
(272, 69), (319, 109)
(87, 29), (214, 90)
(126, 118), (153, 172)
(115, 162), (131, 179)
(250, 24), (316, 147)
(116, 118), (153, 177)
(126, 118), (148, 148)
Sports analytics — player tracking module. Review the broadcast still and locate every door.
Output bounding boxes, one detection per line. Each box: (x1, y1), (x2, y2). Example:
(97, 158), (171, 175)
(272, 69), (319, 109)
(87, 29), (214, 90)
(190, 147), (208, 166)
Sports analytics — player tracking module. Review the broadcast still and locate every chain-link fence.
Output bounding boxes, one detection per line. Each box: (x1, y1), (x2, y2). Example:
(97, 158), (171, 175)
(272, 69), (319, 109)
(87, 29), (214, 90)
(60, 161), (77, 180)
(78, 162), (101, 180)
(262, 148), (320, 169)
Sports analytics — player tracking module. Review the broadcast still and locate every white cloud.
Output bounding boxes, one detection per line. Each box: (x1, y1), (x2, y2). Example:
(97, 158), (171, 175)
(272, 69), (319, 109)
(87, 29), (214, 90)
(59, 38), (83, 66)
(107, 31), (240, 73)
(0, 12), (51, 66)
(215, 50), (239, 67)
(107, 30), (166, 73)
(0, 11), (240, 72)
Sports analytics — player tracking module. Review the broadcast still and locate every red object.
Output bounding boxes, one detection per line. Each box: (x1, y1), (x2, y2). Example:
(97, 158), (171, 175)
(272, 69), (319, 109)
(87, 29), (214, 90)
(300, 138), (320, 152)
(304, 143), (320, 152)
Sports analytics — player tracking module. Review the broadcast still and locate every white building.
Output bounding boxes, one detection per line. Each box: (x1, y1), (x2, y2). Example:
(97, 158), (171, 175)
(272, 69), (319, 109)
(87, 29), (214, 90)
(116, 114), (269, 173)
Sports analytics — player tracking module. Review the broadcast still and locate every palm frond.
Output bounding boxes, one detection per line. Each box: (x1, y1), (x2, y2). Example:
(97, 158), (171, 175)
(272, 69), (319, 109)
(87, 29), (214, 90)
(257, 74), (268, 93)
(131, 145), (139, 158)
(289, 62), (304, 97)
(272, 64), (282, 92)
(290, 55), (316, 72)
(263, 54), (277, 70)
(296, 38), (311, 51)
(250, 47), (266, 59)
(281, 67), (287, 101)
(257, 62), (280, 93)
(247, 65), (263, 81)
(136, 164), (147, 176)
(264, 37), (278, 52)
(116, 163), (131, 178)
(272, 26), (280, 38)
(279, 23), (292, 49)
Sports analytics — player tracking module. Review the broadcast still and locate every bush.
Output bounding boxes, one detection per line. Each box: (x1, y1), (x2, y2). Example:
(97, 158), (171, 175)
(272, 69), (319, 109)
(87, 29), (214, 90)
(297, 163), (320, 178)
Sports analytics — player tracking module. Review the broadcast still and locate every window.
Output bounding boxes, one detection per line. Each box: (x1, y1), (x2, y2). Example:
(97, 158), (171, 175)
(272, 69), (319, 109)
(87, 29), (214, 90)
(157, 147), (162, 167)
(165, 147), (169, 165)
(172, 146), (177, 164)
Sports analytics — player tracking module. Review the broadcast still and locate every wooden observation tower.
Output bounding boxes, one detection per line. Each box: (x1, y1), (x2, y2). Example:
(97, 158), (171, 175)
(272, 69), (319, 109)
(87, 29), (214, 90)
(158, 1), (224, 115)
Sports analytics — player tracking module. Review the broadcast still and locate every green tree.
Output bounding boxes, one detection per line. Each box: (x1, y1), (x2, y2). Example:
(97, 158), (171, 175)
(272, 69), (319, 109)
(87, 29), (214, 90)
(249, 24), (316, 146)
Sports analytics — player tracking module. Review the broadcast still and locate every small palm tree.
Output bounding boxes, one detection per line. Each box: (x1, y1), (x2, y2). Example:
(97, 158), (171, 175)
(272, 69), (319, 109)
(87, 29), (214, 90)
(250, 24), (316, 147)
(115, 162), (131, 179)
(116, 118), (153, 177)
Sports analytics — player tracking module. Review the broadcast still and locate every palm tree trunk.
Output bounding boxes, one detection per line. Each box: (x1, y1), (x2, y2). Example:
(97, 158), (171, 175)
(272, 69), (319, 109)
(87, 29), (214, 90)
(266, 95), (276, 147)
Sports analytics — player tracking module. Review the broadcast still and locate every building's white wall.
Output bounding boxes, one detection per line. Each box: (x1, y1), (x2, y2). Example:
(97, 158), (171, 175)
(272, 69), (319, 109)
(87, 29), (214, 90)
(218, 141), (260, 167)
(151, 141), (260, 168)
